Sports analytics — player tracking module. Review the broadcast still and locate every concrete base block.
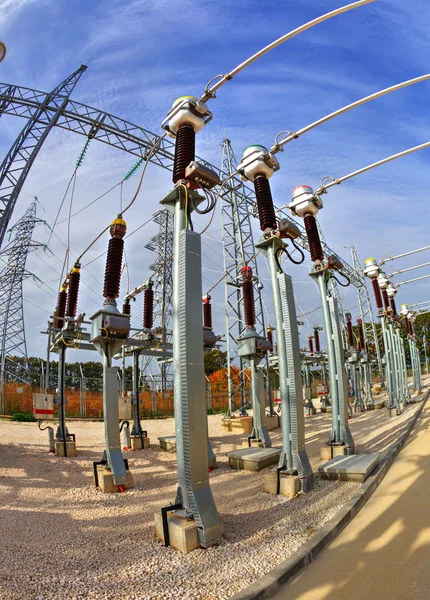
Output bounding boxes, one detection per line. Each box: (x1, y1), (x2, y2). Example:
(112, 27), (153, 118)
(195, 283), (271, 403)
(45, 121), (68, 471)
(353, 405), (363, 414)
(55, 440), (77, 457)
(304, 406), (317, 416)
(158, 435), (176, 452)
(228, 447), (280, 471)
(266, 415), (280, 431)
(154, 511), (200, 555)
(367, 401), (385, 410)
(264, 471), (300, 498)
(318, 453), (380, 483)
(131, 435), (150, 450)
(320, 444), (347, 463)
(96, 467), (134, 493)
(320, 406), (332, 413)
(385, 406), (401, 418)
(221, 416), (253, 434)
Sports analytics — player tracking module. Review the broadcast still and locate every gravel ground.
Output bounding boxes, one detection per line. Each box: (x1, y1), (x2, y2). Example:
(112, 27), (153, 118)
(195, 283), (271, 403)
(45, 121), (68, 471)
(0, 381), (426, 600)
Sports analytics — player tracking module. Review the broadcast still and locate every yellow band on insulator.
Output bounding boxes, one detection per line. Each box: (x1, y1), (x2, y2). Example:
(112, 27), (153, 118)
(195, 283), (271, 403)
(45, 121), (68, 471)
(72, 266), (80, 273)
(111, 217), (126, 227)
(61, 285), (67, 292)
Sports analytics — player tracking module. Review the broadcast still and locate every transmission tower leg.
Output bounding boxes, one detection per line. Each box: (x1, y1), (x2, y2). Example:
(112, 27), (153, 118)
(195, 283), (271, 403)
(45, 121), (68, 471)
(159, 187), (221, 549)
(312, 269), (354, 454)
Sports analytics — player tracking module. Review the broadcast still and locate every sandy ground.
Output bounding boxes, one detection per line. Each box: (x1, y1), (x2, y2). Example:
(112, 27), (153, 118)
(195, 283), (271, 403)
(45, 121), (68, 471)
(273, 394), (430, 600)
(0, 381), (426, 600)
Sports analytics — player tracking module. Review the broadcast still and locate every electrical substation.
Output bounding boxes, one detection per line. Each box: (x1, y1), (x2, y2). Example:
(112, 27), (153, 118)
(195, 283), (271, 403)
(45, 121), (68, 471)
(1, 1), (430, 599)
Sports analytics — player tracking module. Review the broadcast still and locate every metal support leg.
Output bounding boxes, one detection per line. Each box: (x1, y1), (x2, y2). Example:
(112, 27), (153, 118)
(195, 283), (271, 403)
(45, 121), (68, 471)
(103, 354), (127, 485)
(249, 358), (271, 447)
(131, 350), (144, 436)
(56, 344), (70, 457)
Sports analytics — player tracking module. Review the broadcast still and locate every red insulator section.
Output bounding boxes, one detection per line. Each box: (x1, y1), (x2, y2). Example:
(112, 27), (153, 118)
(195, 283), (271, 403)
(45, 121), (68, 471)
(308, 336), (314, 354)
(65, 264), (81, 318)
(173, 124), (195, 183)
(382, 290), (390, 310)
(203, 295), (212, 329)
(345, 314), (354, 348)
(122, 300), (131, 316)
(253, 176), (277, 231)
(103, 237), (124, 300)
(241, 266), (255, 328)
(267, 328), (273, 349)
(143, 285), (154, 329)
(372, 279), (383, 310)
(390, 298), (397, 317)
(357, 318), (365, 350)
(304, 215), (323, 262)
(54, 289), (67, 329)
(314, 329), (320, 353)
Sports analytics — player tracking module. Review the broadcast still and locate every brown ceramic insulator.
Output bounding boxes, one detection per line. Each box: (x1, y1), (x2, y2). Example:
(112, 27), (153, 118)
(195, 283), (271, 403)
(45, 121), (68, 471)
(54, 290), (67, 329)
(372, 279), (383, 309)
(242, 281), (255, 328)
(357, 318), (365, 350)
(173, 124), (195, 183)
(203, 297), (212, 329)
(346, 317), (354, 348)
(267, 328), (273, 349)
(122, 300), (131, 316)
(253, 175), (277, 231)
(410, 318), (415, 336)
(143, 286), (154, 329)
(314, 328), (320, 353)
(308, 336), (314, 354)
(390, 297), (397, 316)
(65, 266), (80, 318)
(103, 237), (124, 300)
(303, 214), (324, 262)
(382, 289), (390, 310)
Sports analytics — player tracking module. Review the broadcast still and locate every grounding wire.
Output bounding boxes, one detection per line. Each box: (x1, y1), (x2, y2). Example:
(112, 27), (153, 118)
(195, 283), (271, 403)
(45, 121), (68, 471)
(47, 170), (77, 248)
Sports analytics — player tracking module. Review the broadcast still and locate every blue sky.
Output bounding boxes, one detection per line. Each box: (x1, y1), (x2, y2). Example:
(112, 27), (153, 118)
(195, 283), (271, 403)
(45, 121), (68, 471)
(2, 0), (430, 362)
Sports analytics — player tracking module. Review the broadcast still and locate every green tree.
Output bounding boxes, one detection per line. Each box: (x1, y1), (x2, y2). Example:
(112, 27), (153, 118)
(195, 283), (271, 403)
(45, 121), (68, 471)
(204, 349), (227, 376)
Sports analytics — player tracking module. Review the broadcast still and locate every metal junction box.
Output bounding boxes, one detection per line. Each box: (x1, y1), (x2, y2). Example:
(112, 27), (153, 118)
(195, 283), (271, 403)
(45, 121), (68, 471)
(118, 396), (132, 421)
(33, 393), (54, 420)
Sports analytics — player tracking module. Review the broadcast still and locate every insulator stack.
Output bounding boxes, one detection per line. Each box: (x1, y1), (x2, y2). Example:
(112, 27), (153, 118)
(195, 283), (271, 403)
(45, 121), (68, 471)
(54, 286), (68, 329)
(253, 176), (277, 232)
(241, 266), (255, 329)
(267, 327), (273, 349)
(143, 282), (154, 329)
(308, 336), (314, 354)
(203, 294), (213, 329)
(173, 124), (195, 183)
(303, 215), (323, 263)
(390, 297), (397, 316)
(314, 328), (320, 353)
(345, 314), (354, 348)
(65, 262), (81, 318)
(382, 290), (390, 310)
(357, 318), (365, 351)
(410, 318), (415, 336)
(372, 279), (383, 310)
(122, 299), (131, 316)
(103, 217), (126, 302)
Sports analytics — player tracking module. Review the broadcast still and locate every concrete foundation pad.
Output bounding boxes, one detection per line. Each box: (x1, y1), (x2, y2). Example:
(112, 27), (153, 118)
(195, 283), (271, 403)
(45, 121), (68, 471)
(266, 415), (280, 431)
(55, 440), (77, 457)
(320, 444), (347, 463)
(320, 407), (332, 413)
(154, 511), (200, 554)
(158, 435), (176, 452)
(228, 447), (280, 471)
(221, 416), (253, 434)
(318, 453), (380, 483)
(131, 435), (150, 450)
(264, 471), (300, 498)
(96, 467), (134, 493)
(386, 406), (401, 418)
(367, 401), (385, 410)
(304, 407), (317, 417)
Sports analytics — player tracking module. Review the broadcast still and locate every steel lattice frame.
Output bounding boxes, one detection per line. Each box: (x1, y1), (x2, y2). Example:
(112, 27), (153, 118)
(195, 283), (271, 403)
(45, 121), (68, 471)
(0, 200), (43, 411)
(220, 140), (269, 412)
(350, 245), (383, 382)
(141, 208), (174, 392)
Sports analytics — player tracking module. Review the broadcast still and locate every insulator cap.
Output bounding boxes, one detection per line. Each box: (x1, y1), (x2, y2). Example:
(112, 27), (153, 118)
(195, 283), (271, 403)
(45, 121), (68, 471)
(110, 216), (127, 238)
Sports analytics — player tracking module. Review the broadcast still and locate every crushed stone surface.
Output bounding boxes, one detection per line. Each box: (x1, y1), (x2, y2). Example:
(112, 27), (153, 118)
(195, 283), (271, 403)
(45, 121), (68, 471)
(0, 386), (424, 600)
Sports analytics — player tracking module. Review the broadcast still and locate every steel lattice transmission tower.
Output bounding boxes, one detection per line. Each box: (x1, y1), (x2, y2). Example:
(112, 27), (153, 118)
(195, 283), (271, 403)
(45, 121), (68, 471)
(350, 245), (384, 383)
(142, 209), (174, 392)
(0, 64), (87, 248)
(0, 199), (44, 412)
(220, 139), (270, 414)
